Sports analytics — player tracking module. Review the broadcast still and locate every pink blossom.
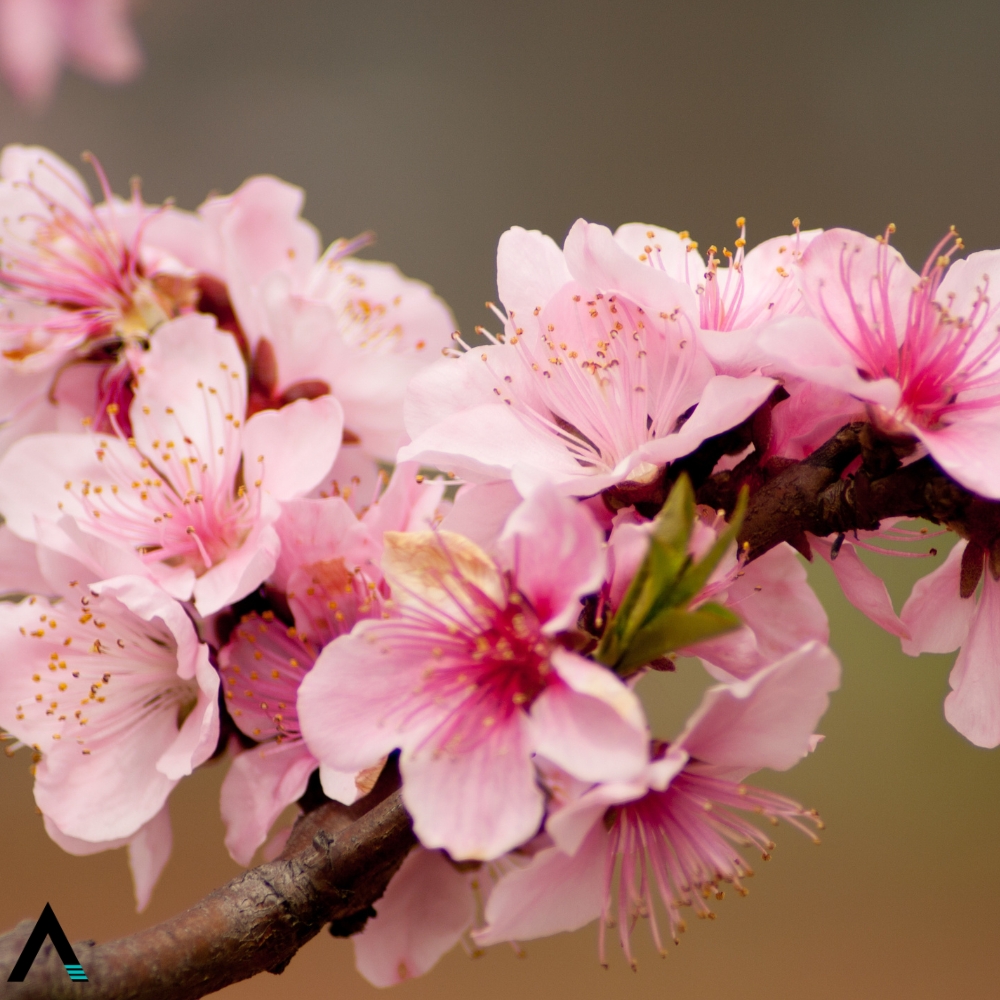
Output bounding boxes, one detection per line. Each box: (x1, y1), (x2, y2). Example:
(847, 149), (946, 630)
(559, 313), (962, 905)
(298, 486), (650, 860)
(0, 575), (218, 849)
(200, 176), (455, 460)
(399, 220), (777, 496)
(0, 0), (141, 106)
(0, 313), (344, 615)
(218, 613), (377, 865)
(218, 465), (446, 864)
(611, 219), (821, 336)
(763, 228), (1000, 498)
(605, 507), (829, 679)
(900, 540), (1000, 747)
(0, 145), (216, 443)
(474, 641), (839, 965)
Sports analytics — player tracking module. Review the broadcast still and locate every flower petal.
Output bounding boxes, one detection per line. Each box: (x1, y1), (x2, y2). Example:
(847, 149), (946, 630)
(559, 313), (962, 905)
(353, 848), (475, 987)
(944, 573), (1000, 748)
(900, 541), (974, 655)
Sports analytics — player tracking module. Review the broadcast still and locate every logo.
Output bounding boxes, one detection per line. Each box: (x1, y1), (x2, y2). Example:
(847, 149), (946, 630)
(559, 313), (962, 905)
(7, 903), (88, 983)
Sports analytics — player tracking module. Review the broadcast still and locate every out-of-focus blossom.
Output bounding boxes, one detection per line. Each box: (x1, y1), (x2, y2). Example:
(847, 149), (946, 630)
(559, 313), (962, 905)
(0, 314), (343, 615)
(0, 574), (218, 859)
(0, 0), (142, 106)
(761, 228), (1000, 499)
(0, 145), (215, 448)
(200, 176), (456, 461)
(474, 641), (839, 965)
(299, 486), (649, 861)
(399, 220), (776, 496)
(900, 539), (1000, 747)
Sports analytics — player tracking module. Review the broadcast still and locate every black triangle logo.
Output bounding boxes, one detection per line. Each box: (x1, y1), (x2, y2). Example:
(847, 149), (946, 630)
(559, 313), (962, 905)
(7, 903), (88, 982)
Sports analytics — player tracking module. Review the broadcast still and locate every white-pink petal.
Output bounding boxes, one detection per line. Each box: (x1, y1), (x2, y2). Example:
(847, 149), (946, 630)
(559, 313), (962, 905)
(353, 848), (475, 986)
(900, 541), (974, 655)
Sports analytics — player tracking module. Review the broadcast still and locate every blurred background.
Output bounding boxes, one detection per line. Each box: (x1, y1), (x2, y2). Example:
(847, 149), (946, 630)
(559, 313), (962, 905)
(2, 1), (1000, 997)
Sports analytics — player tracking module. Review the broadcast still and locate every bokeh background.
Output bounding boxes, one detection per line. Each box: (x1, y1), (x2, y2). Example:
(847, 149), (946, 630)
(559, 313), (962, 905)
(2, 1), (1000, 997)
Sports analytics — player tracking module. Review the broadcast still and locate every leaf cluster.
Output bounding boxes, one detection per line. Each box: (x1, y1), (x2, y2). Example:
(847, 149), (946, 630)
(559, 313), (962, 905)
(595, 475), (747, 676)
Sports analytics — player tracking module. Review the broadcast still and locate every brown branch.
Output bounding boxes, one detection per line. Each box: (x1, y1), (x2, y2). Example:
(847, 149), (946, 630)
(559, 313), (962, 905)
(696, 420), (1000, 561)
(0, 786), (415, 999)
(4, 415), (1000, 999)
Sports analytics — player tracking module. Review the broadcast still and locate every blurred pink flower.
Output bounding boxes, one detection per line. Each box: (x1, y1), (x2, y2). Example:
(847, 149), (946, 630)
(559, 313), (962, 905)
(0, 0), (142, 106)
(474, 641), (839, 966)
(0, 313), (344, 615)
(0, 145), (216, 448)
(399, 220), (776, 496)
(298, 485), (650, 861)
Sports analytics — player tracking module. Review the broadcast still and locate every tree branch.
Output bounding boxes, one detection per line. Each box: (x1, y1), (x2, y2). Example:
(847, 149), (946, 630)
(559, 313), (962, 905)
(0, 786), (415, 999)
(4, 417), (1000, 999)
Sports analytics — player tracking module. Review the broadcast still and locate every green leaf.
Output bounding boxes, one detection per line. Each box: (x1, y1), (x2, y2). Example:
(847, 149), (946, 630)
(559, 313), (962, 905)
(594, 477), (750, 676)
(669, 486), (749, 609)
(615, 602), (742, 675)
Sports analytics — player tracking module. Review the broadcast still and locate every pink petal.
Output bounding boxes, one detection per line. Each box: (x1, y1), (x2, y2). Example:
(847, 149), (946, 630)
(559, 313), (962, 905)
(562, 218), (700, 321)
(126, 804), (172, 913)
(689, 543), (830, 680)
(935, 249), (1000, 323)
(401, 715), (543, 860)
(811, 534), (910, 639)
(220, 741), (317, 866)
(0, 526), (48, 595)
(497, 485), (606, 632)
(637, 374), (777, 467)
(756, 315), (902, 409)
(944, 573), (1000, 748)
(676, 640), (841, 778)
(191, 517), (281, 616)
(438, 480), (522, 552)
(496, 226), (572, 324)
(297, 623), (428, 774)
(914, 415), (1000, 500)
(0, 2), (61, 105)
(65, 0), (143, 85)
(530, 650), (648, 783)
(473, 823), (607, 946)
(798, 228), (917, 355)
(353, 848), (475, 986)
(200, 176), (320, 343)
(900, 541), (974, 655)
(0, 432), (125, 542)
(131, 313), (247, 476)
(272, 495), (376, 592)
(362, 461), (448, 537)
(241, 395), (344, 502)
(612, 223), (700, 284)
(399, 402), (585, 484)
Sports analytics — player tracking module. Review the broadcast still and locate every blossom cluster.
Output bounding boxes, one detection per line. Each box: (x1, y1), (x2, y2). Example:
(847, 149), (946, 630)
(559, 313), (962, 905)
(0, 144), (996, 984)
